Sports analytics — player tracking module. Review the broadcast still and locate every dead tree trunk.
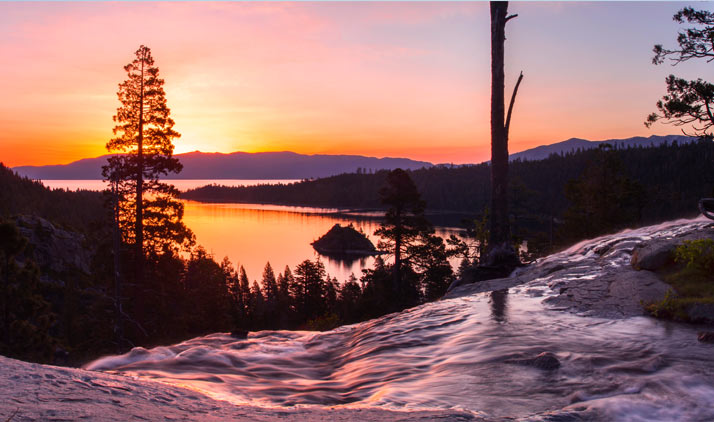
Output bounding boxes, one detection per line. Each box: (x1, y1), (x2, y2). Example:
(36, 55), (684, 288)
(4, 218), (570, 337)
(488, 1), (522, 266)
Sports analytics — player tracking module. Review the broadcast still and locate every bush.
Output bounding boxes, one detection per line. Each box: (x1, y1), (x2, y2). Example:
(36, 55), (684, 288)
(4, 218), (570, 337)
(674, 239), (714, 275)
(644, 289), (689, 321)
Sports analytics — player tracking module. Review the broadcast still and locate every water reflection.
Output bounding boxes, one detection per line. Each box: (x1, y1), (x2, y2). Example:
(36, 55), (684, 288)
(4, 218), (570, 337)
(39, 179), (465, 283)
(39, 179), (299, 192)
(489, 289), (508, 323)
(181, 201), (461, 283)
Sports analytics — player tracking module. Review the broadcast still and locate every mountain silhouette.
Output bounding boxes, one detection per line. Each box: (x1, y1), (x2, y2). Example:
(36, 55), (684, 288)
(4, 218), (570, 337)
(13, 135), (695, 179)
(509, 134), (693, 162)
(13, 151), (433, 180)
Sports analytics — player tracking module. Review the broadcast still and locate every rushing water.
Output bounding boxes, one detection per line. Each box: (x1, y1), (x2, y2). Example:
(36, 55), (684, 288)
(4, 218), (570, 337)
(40, 179), (464, 281)
(87, 218), (714, 421)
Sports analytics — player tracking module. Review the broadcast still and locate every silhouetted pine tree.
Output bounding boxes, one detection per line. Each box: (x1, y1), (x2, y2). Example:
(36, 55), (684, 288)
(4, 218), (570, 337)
(292, 259), (327, 322)
(261, 262), (279, 326)
(375, 169), (430, 292)
(102, 45), (193, 284)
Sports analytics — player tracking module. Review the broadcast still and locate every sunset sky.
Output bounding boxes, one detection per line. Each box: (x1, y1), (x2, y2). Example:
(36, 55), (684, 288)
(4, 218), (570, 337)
(1, 1), (711, 167)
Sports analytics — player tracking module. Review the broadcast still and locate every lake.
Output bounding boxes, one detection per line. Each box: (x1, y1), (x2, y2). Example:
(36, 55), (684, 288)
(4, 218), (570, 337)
(40, 179), (465, 282)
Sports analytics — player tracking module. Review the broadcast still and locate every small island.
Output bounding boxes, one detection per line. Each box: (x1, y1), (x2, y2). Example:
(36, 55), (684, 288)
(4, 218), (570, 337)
(311, 224), (381, 257)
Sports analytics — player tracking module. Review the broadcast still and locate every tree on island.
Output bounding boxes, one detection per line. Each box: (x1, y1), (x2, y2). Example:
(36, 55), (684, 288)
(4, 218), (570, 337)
(103, 45), (194, 284)
(647, 7), (714, 137)
(488, 1), (523, 266)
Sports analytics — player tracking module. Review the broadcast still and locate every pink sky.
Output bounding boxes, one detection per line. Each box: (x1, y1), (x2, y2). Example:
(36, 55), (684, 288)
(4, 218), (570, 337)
(0, 1), (710, 167)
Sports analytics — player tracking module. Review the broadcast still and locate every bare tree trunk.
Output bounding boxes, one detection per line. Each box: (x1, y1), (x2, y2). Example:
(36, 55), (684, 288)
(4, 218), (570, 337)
(487, 1), (523, 268)
(489, 1), (509, 249)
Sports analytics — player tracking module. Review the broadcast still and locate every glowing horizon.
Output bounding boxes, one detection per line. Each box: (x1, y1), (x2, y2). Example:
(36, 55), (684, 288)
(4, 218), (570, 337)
(1, 2), (711, 167)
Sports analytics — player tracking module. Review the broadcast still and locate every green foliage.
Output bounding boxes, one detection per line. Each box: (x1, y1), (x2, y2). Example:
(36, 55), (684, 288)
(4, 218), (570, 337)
(648, 7), (714, 136)
(644, 289), (691, 321)
(674, 239), (714, 275)
(646, 240), (714, 322)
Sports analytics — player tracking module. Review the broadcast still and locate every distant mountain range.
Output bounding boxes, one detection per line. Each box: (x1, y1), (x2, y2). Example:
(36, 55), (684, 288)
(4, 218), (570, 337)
(509, 134), (694, 162)
(12, 151), (433, 180)
(12, 135), (695, 180)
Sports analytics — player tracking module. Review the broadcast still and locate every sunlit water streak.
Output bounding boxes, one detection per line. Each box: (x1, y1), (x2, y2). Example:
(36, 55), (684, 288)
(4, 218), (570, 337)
(39, 179), (300, 192)
(87, 218), (714, 421)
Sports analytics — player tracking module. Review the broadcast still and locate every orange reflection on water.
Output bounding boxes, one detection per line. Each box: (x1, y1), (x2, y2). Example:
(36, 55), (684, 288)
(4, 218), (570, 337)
(181, 200), (382, 282)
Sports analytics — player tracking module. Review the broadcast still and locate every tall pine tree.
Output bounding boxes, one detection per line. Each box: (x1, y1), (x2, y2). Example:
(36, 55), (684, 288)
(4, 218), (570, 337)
(103, 45), (193, 283)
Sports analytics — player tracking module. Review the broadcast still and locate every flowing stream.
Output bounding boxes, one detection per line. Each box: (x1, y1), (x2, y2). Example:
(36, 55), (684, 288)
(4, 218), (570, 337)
(87, 218), (714, 421)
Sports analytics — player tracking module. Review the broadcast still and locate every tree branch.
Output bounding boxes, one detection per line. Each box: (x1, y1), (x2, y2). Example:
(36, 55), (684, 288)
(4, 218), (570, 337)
(505, 71), (524, 139)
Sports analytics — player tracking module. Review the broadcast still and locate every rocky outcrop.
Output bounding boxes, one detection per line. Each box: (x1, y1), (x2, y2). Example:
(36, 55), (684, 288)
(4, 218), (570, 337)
(630, 225), (714, 323)
(630, 227), (714, 272)
(13, 215), (92, 277)
(311, 224), (379, 256)
(448, 219), (714, 320)
(631, 243), (675, 271)
(543, 268), (671, 318)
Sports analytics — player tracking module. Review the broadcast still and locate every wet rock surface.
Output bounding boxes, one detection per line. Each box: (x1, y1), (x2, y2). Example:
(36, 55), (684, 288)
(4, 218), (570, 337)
(0, 356), (477, 422)
(448, 218), (714, 319)
(504, 352), (561, 371)
(630, 226), (714, 272)
(531, 352), (561, 370)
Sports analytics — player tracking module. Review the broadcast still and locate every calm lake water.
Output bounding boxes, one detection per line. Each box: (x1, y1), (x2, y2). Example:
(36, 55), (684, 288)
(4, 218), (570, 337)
(41, 179), (464, 282)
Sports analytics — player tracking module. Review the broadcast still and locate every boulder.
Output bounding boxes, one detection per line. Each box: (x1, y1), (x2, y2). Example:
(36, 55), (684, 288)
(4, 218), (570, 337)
(631, 243), (675, 271)
(698, 332), (714, 343)
(532, 352), (561, 370)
